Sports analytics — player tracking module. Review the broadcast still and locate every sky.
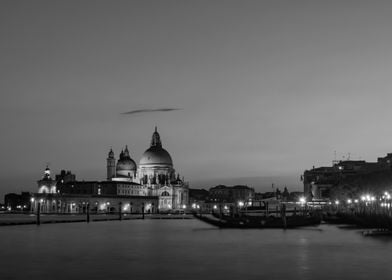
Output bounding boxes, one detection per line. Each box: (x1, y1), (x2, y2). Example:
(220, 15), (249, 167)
(2, 0), (392, 198)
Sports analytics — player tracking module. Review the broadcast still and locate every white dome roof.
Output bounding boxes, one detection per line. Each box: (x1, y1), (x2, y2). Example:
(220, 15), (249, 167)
(140, 146), (173, 166)
(139, 127), (173, 167)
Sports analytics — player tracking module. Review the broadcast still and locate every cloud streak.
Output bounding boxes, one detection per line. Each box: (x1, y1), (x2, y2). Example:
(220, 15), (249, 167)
(122, 108), (182, 115)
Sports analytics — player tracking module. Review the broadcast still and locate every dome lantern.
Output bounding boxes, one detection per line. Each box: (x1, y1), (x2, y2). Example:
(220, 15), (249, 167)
(108, 148), (114, 159)
(44, 165), (51, 178)
(123, 145), (130, 157)
(150, 126), (162, 148)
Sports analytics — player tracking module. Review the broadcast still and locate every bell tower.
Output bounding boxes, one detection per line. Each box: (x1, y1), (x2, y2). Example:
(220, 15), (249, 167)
(107, 148), (116, 180)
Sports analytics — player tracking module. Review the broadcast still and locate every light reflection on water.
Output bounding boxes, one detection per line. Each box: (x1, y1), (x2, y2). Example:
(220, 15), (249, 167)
(1, 220), (392, 280)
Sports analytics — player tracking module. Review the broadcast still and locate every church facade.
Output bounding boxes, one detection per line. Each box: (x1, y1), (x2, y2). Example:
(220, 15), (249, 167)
(32, 128), (189, 213)
(106, 127), (189, 210)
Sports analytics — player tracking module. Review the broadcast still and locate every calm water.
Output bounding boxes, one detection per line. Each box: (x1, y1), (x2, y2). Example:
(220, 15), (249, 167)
(1, 219), (391, 280)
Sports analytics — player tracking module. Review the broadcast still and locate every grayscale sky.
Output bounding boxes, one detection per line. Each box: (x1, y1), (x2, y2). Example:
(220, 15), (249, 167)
(1, 0), (392, 197)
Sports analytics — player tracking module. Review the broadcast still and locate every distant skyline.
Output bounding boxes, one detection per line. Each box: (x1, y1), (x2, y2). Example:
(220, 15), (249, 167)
(2, 0), (392, 198)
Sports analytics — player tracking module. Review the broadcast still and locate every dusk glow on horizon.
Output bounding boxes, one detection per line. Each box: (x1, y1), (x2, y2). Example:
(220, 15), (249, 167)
(2, 1), (392, 197)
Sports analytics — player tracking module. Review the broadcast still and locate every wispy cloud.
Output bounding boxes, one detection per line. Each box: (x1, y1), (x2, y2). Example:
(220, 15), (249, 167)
(122, 108), (182, 115)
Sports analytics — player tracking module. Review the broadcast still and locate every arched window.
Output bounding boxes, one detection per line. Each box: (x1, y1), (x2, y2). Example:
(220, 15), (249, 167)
(161, 191), (170, 197)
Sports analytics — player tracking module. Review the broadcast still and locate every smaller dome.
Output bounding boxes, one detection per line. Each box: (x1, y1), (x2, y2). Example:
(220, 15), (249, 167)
(116, 145), (137, 176)
(116, 158), (137, 178)
(116, 145), (136, 176)
(116, 158), (137, 171)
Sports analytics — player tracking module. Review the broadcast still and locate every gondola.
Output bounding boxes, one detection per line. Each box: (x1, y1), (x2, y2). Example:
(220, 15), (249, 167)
(194, 213), (321, 229)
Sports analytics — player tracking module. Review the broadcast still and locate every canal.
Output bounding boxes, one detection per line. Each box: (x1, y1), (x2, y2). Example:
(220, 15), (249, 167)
(0, 219), (391, 280)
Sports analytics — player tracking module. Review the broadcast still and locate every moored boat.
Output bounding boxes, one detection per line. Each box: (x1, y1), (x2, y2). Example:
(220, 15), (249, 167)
(194, 213), (321, 229)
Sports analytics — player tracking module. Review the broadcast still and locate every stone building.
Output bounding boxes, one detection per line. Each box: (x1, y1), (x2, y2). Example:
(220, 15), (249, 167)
(208, 185), (254, 203)
(30, 127), (189, 213)
(303, 153), (392, 200)
(106, 127), (189, 210)
(4, 192), (31, 211)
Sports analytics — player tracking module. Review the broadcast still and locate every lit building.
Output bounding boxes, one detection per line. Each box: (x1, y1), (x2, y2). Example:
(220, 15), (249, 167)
(4, 192), (31, 211)
(303, 153), (392, 200)
(30, 127), (189, 213)
(208, 185), (254, 203)
(107, 127), (189, 210)
(37, 166), (57, 194)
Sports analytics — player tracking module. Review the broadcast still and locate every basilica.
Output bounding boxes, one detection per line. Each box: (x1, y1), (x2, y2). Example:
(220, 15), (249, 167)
(33, 128), (189, 214)
(106, 127), (188, 210)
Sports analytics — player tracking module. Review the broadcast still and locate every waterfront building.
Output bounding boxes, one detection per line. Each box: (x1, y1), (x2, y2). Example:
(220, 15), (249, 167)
(107, 127), (189, 210)
(55, 170), (76, 184)
(208, 185), (254, 203)
(4, 192), (31, 211)
(187, 186), (256, 213)
(303, 166), (338, 200)
(29, 127), (189, 213)
(303, 153), (392, 200)
(189, 188), (209, 204)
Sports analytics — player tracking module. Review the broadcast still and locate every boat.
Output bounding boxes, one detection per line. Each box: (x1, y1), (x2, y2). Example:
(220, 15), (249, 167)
(194, 198), (321, 229)
(194, 213), (321, 229)
(363, 229), (392, 236)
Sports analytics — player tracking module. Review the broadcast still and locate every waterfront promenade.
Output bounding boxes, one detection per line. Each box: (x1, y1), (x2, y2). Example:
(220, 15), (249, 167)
(0, 213), (192, 226)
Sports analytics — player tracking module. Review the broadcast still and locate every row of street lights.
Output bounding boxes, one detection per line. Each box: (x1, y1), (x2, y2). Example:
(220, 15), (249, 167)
(325, 191), (392, 209)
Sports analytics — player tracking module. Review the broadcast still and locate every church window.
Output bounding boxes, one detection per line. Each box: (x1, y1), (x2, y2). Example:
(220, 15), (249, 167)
(161, 191), (170, 196)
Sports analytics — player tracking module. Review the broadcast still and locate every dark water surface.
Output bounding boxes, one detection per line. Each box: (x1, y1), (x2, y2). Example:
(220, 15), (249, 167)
(1, 219), (391, 280)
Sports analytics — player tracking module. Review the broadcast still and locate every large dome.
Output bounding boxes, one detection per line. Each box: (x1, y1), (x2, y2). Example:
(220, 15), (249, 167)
(139, 127), (173, 167)
(140, 146), (173, 166)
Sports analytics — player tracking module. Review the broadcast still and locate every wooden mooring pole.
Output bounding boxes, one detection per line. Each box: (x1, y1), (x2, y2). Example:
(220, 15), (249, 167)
(119, 202), (122, 221)
(281, 204), (287, 229)
(37, 202), (41, 226)
(86, 203), (90, 223)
